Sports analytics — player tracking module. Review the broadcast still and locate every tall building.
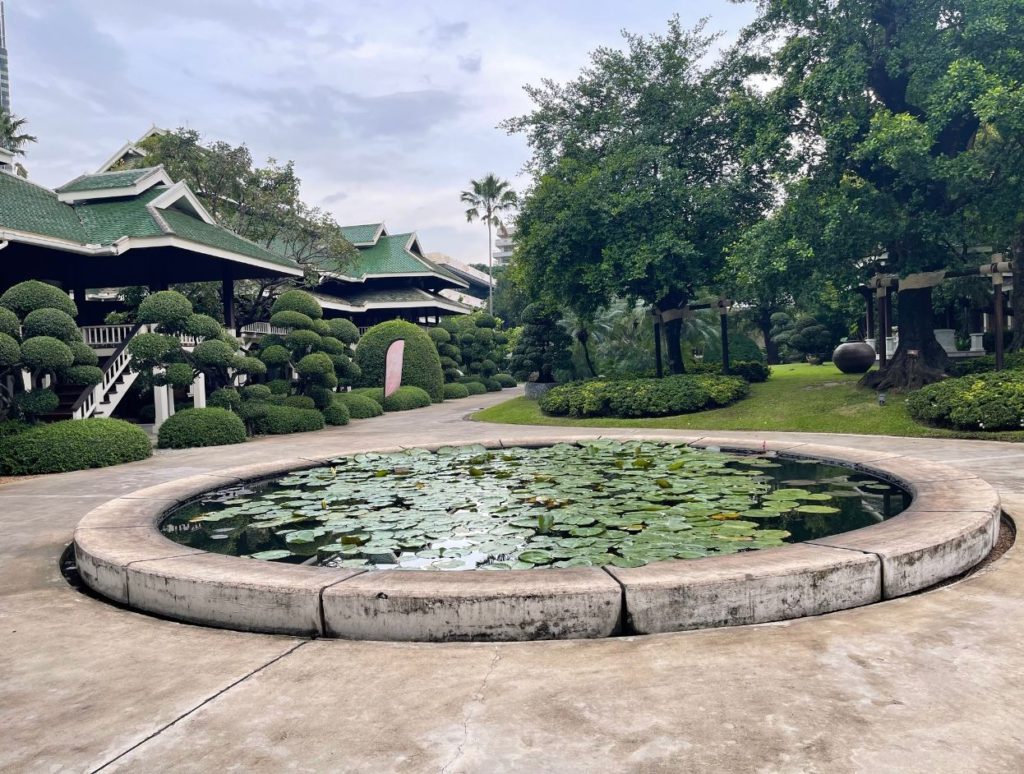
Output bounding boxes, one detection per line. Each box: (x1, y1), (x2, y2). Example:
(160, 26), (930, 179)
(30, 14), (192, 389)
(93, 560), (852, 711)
(493, 222), (515, 266)
(0, 2), (9, 114)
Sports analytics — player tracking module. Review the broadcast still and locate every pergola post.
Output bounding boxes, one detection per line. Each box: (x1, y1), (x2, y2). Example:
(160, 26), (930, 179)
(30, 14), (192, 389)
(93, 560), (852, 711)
(983, 255), (1012, 371)
(191, 373), (207, 409)
(153, 368), (169, 429)
(222, 265), (236, 332)
(718, 299), (732, 373)
(651, 308), (663, 378)
(876, 285), (889, 368)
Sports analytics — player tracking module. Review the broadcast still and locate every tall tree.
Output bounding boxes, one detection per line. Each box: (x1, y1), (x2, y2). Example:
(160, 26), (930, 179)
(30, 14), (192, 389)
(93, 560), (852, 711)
(0, 110), (36, 155)
(505, 18), (781, 374)
(127, 129), (356, 326)
(460, 174), (518, 315)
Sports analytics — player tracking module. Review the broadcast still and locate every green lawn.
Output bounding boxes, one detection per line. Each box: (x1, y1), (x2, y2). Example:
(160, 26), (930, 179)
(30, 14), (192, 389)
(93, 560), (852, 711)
(474, 363), (1024, 441)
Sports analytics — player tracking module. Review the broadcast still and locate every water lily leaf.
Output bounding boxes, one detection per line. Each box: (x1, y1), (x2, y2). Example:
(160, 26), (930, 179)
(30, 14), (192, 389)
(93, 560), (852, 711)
(250, 549), (293, 561)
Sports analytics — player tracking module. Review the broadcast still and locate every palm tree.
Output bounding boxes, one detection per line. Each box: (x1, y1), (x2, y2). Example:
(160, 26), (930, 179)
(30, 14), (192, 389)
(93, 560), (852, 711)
(460, 174), (517, 314)
(0, 111), (37, 156)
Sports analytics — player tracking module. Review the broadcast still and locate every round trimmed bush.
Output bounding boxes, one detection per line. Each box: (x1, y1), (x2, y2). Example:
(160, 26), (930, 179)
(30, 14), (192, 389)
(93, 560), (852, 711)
(0, 418), (151, 474)
(0, 280), (77, 318)
(327, 318), (360, 345)
(349, 387), (385, 405)
(240, 403), (325, 435)
(271, 310), (315, 330)
(311, 319), (332, 337)
(20, 336), (74, 371)
(0, 333), (20, 369)
(317, 336), (346, 355)
(494, 373), (517, 388)
(208, 387), (242, 411)
(428, 327), (451, 345)
(464, 381), (487, 395)
(336, 392), (383, 418)
(14, 388), (59, 417)
(475, 314), (498, 329)
(0, 307), (20, 338)
(266, 379), (292, 395)
(163, 362), (195, 388)
(271, 289), (323, 320)
(729, 360), (771, 383)
(482, 378), (502, 392)
(137, 291), (193, 330)
(128, 333), (180, 365)
(384, 386), (432, 411)
(259, 344), (291, 367)
(185, 313), (223, 340)
(296, 352), (335, 381)
(286, 329), (322, 351)
(232, 355), (267, 377)
(241, 384), (272, 402)
(306, 386), (334, 410)
(192, 339), (236, 369)
(70, 340), (99, 367)
(282, 395), (317, 410)
(22, 308), (80, 343)
(62, 365), (103, 387)
(157, 407), (247, 449)
(322, 399), (350, 426)
(354, 320), (444, 402)
(443, 382), (470, 400)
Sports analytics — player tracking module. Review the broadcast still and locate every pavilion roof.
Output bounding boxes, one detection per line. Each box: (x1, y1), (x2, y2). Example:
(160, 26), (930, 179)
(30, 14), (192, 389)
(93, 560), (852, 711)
(312, 285), (474, 315)
(319, 231), (466, 288)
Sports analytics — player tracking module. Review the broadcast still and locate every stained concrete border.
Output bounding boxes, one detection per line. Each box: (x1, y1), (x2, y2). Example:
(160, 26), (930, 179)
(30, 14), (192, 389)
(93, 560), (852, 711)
(72, 437), (1001, 641)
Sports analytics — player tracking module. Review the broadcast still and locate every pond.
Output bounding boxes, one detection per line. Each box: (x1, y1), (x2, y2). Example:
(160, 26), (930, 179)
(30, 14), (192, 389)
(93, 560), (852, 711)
(161, 441), (909, 570)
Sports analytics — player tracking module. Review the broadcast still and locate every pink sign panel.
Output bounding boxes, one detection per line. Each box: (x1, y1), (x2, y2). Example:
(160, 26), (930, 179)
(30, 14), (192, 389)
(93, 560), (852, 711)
(384, 340), (405, 398)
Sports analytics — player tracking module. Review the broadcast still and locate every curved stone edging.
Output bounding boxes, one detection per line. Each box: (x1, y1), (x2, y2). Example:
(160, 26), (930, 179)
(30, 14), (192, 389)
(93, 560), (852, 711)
(72, 436), (1001, 641)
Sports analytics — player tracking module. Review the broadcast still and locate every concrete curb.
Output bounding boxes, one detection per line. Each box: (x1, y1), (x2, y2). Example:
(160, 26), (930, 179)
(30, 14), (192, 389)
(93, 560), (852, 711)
(72, 437), (1001, 641)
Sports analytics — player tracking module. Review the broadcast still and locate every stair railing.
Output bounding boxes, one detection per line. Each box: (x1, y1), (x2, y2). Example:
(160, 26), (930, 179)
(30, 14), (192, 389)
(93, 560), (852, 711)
(70, 323), (151, 420)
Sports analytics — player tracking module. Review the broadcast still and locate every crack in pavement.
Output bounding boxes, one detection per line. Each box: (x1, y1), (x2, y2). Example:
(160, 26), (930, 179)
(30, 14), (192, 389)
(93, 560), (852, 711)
(439, 648), (502, 774)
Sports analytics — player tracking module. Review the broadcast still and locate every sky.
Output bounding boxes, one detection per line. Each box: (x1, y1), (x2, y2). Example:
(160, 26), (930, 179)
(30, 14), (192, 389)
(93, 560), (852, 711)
(9, 0), (756, 264)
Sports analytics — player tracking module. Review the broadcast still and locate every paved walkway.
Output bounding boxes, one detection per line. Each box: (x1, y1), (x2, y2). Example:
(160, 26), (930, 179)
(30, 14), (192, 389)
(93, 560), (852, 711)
(3, 390), (1024, 773)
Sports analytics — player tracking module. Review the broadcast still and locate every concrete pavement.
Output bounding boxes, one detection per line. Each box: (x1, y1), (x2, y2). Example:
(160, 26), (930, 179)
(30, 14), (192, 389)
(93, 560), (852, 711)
(3, 389), (1023, 773)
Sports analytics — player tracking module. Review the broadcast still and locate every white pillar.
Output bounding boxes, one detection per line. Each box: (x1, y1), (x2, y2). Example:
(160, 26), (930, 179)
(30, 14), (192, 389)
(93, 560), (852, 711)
(191, 373), (207, 409)
(970, 333), (985, 353)
(153, 368), (169, 429)
(167, 385), (176, 417)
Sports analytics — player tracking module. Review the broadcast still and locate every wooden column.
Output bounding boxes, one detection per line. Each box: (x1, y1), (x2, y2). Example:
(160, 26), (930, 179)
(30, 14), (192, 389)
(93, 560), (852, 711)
(652, 309), (663, 379)
(994, 276), (1006, 371)
(718, 300), (731, 373)
(876, 286), (889, 369)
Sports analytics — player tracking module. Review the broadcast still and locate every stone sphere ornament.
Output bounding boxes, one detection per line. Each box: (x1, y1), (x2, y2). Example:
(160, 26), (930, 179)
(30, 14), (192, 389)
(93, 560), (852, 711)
(832, 340), (876, 374)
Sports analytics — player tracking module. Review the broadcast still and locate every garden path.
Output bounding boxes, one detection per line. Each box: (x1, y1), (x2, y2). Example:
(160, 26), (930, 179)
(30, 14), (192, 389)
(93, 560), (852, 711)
(3, 389), (1023, 773)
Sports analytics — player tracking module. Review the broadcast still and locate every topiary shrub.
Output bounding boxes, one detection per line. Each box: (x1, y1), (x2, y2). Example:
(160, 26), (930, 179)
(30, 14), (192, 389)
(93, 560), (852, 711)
(0, 418), (152, 474)
(69, 340), (98, 367)
(20, 337), (74, 371)
(0, 280), (77, 318)
(0, 333), (20, 369)
(509, 303), (572, 382)
(184, 313), (223, 340)
(383, 386), (432, 411)
(137, 290), (193, 331)
(128, 332), (180, 367)
(259, 344), (291, 367)
(163, 362), (195, 388)
(0, 307), (20, 338)
(493, 373), (517, 388)
(61, 365), (104, 387)
(241, 384), (272, 402)
(443, 382), (470, 399)
(22, 308), (81, 343)
(296, 353), (337, 386)
(464, 381), (487, 395)
(428, 327), (451, 345)
(306, 385), (334, 410)
(729, 360), (771, 383)
(540, 375), (749, 419)
(327, 318), (360, 345)
(354, 320), (444, 402)
(482, 378), (502, 392)
(191, 339), (236, 370)
(208, 387), (242, 411)
(240, 403), (325, 435)
(349, 387), (385, 405)
(318, 336), (347, 355)
(14, 388), (59, 418)
(282, 395), (317, 410)
(266, 379), (292, 395)
(286, 329), (322, 352)
(271, 310), (315, 330)
(335, 392), (383, 418)
(947, 352), (1024, 377)
(907, 372), (1024, 431)
(157, 407), (247, 449)
(272, 289), (323, 320)
(322, 399), (351, 426)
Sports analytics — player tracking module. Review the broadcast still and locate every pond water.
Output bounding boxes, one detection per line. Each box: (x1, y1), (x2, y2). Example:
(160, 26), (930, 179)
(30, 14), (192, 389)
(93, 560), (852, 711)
(161, 441), (909, 570)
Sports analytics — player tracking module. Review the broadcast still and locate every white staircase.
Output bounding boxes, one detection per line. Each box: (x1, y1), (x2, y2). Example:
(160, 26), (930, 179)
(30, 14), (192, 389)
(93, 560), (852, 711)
(68, 324), (151, 420)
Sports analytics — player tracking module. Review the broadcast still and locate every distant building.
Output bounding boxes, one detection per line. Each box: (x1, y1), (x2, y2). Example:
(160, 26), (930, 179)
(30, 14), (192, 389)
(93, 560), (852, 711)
(0, 2), (11, 114)
(493, 222), (515, 266)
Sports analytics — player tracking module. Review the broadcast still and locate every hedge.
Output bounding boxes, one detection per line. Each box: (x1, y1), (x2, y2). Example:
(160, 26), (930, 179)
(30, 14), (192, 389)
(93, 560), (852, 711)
(335, 392), (384, 418)
(351, 386), (432, 411)
(0, 280), (77, 318)
(0, 419), (29, 438)
(282, 395), (317, 410)
(443, 383), (470, 399)
(540, 374), (750, 419)
(493, 373), (517, 388)
(322, 399), (351, 426)
(482, 378), (502, 392)
(349, 387), (385, 406)
(464, 381), (488, 395)
(907, 371), (1024, 431)
(157, 407), (247, 449)
(0, 418), (152, 474)
(239, 403), (325, 435)
(947, 352), (1024, 377)
(354, 320), (445, 402)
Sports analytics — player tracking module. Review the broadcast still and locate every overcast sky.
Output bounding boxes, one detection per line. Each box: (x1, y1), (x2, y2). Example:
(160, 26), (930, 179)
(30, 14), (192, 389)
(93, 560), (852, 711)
(10, 1), (755, 264)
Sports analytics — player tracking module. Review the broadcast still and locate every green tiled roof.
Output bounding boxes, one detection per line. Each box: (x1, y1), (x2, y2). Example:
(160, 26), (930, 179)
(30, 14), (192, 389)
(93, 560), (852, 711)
(0, 173), (88, 242)
(159, 208), (295, 266)
(76, 187), (165, 243)
(330, 232), (463, 287)
(345, 286), (473, 310)
(56, 167), (159, 193)
(339, 223), (383, 245)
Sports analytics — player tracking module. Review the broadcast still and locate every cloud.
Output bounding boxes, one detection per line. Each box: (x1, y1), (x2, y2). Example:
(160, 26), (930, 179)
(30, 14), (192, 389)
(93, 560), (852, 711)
(321, 191), (349, 205)
(457, 53), (483, 74)
(429, 21), (469, 45)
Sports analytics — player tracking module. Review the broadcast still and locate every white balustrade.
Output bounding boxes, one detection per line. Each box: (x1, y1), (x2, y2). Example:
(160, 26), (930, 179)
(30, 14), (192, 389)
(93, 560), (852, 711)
(240, 321), (289, 337)
(80, 324), (135, 348)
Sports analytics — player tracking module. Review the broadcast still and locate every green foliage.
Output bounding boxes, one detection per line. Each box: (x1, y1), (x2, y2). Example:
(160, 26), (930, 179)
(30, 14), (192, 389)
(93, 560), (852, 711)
(285, 329), (322, 352)
(0, 280), (77, 318)
(428, 327), (451, 345)
(702, 330), (766, 366)
(384, 386), (432, 411)
(443, 382), (471, 399)
(240, 384), (272, 402)
(322, 399), (350, 426)
(463, 381), (488, 395)
(20, 336), (74, 371)
(786, 318), (835, 362)
(482, 378), (502, 392)
(0, 307), (19, 338)
(311, 319), (332, 337)
(69, 340), (98, 367)
(137, 290), (193, 331)
(231, 356), (266, 377)
(0, 419), (29, 438)
(128, 333), (180, 368)
(282, 395), (317, 410)
(354, 320), (444, 402)
(494, 373), (518, 388)
(259, 344), (291, 367)
(61, 365), (104, 387)
(318, 336), (346, 355)
(728, 361), (771, 383)
(327, 318), (360, 345)
(296, 352), (336, 383)
(271, 289), (323, 320)
(907, 372), (1024, 432)
(271, 310), (315, 330)
(0, 333), (20, 369)
(184, 313), (223, 340)
(163, 362), (195, 389)
(239, 403), (325, 435)
(948, 353), (1024, 377)
(209, 387), (242, 411)
(157, 407), (247, 449)
(0, 418), (152, 474)
(509, 303), (572, 382)
(336, 391), (384, 418)
(14, 388), (59, 418)
(266, 379), (292, 395)
(540, 374), (749, 418)
(191, 339), (236, 369)
(22, 308), (80, 343)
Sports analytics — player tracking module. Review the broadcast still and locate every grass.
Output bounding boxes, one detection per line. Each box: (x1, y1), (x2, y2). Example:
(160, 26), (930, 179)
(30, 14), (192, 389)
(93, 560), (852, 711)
(473, 363), (1024, 442)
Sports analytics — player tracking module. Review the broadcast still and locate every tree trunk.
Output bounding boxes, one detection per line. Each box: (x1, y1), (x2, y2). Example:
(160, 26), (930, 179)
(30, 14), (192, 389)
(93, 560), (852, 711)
(1008, 235), (1024, 352)
(861, 286), (947, 391)
(486, 218), (494, 315)
(663, 316), (686, 375)
(759, 309), (779, 365)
